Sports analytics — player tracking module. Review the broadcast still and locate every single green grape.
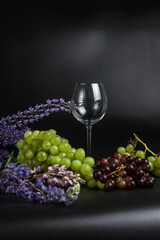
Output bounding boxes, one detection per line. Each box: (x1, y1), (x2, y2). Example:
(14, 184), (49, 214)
(61, 138), (69, 143)
(24, 130), (32, 139)
(126, 144), (134, 153)
(32, 158), (42, 167)
(37, 131), (45, 140)
(66, 148), (76, 160)
(75, 148), (85, 162)
(23, 144), (32, 152)
(70, 148), (76, 154)
(149, 161), (154, 171)
(59, 142), (71, 153)
(66, 151), (75, 160)
(157, 156), (160, 164)
(16, 139), (26, 149)
(26, 135), (34, 144)
(80, 163), (92, 175)
(51, 135), (61, 145)
(84, 173), (94, 181)
(43, 131), (53, 141)
(47, 154), (55, 164)
(83, 157), (95, 167)
(148, 156), (157, 164)
(37, 151), (47, 162)
(71, 160), (82, 171)
(87, 179), (97, 188)
(154, 168), (160, 177)
(49, 129), (57, 136)
(97, 180), (104, 189)
(42, 140), (51, 151)
(50, 156), (61, 165)
(32, 130), (40, 138)
(18, 152), (26, 162)
(61, 158), (71, 168)
(50, 145), (59, 155)
(32, 139), (42, 148)
(17, 154), (25, 163)
(58, 152), (67, 158)
(25, 149), (35, 160)
(117, 147), (126, 155)
(135, 150), (145, 159)
(153, 161), (160, 168)
(32, 146), (42, 153)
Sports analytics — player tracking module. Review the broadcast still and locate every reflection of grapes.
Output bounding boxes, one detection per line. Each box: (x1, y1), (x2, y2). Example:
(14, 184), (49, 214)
(16, 129), (95, 180)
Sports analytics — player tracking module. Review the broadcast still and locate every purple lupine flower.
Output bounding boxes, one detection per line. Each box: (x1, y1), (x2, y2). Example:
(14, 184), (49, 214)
(0, 98), (71, 147)
(0, 124), (30, 147)
(28, 118), (34, 123)
(0, 163), (85, 206)
(0, 98), (71, 129)
(7, 163), (15, 169)
(52, 99), (59, 103)
(6, 186), (15, 194)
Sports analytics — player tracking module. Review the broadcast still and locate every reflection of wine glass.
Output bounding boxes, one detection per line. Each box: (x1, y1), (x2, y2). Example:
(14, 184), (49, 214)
(71, 83), (108, 156)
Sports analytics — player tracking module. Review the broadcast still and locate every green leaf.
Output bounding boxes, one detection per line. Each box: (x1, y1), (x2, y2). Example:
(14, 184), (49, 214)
(4, 151), (14, 169)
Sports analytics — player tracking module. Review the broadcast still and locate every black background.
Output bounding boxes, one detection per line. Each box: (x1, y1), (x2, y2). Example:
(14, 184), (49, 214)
(1, 2), (160, 240)
(1, 0), (160, 159)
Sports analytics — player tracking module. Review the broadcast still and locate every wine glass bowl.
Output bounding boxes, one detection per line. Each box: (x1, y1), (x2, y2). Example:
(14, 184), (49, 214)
(71, 83), (107, 156)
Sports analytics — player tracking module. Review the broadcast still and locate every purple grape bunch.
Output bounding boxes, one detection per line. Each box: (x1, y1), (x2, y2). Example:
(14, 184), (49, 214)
(93, 153), (155, 191)
(0, 163), (85, 206)
(0, 98), (71, 147)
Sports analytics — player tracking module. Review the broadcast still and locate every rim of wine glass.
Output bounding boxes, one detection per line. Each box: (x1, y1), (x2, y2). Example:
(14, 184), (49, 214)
(75, 82), (104, 85)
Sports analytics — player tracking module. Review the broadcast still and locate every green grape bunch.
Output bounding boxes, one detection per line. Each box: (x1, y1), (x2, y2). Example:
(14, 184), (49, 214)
(16, 129), (95, 180)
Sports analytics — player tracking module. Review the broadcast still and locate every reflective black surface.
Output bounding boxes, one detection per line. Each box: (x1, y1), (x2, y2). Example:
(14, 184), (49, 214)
(1, 177), (160, 240)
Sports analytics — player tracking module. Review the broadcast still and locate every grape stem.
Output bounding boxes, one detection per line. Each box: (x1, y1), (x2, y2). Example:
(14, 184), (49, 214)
(106, 166), (126, 177)
(133, 133), (158, 158)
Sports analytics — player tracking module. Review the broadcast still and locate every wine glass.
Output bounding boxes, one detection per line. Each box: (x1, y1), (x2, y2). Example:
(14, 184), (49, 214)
(71, 83), (107, 156)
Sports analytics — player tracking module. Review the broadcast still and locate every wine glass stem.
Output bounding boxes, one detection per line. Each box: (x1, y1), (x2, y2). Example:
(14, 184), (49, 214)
(86, 125), (92, 156)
